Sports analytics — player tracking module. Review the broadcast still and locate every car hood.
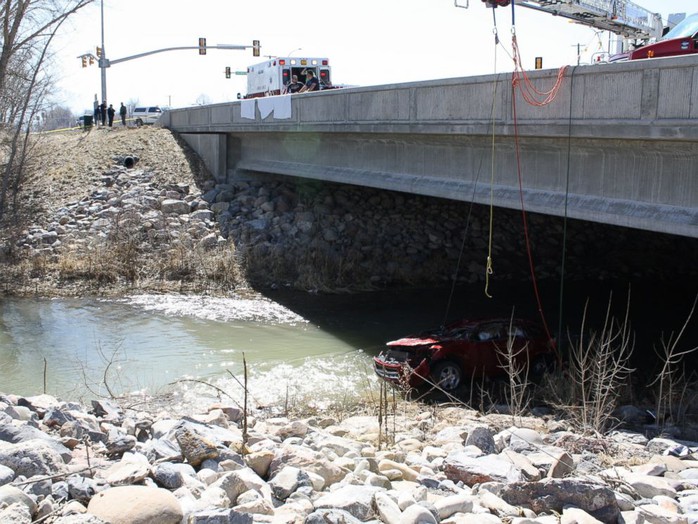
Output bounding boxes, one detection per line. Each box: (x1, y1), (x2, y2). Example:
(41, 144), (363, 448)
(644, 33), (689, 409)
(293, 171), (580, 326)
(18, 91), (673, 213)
(386, 336), (438, 347)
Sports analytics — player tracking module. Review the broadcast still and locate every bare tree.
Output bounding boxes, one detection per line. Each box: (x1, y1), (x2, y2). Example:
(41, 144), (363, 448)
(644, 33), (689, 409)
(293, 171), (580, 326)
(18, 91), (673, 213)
(196, 94), (212, 106)
(0, 0), (93, 220)
(41, 104), (75, 130)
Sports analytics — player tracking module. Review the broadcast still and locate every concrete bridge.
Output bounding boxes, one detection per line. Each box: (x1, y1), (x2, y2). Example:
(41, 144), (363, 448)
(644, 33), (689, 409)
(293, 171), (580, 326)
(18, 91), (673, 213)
(162, 55), (698, 238)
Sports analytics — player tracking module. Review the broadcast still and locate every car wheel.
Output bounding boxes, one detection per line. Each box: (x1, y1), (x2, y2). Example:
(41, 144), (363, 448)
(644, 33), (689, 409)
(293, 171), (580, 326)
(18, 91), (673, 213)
(135, 118), (143, 127)
(430, 361), (462, 392)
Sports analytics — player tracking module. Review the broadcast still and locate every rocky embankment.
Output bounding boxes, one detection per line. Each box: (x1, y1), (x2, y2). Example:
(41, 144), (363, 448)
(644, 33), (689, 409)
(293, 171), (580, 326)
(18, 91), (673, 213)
(18, 160), (221, 252)
(1, 393), (698, 523)
(5, 126), (694, 297)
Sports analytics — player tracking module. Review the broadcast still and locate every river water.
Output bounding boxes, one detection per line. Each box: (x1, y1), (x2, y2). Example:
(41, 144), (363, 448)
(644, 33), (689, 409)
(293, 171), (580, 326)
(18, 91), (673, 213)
(1, 280), (696, 410)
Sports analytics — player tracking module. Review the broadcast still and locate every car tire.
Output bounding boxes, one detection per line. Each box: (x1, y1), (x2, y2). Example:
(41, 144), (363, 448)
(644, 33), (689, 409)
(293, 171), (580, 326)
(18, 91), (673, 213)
(135, 118), (143, 127)
(430, 361), (462, 392)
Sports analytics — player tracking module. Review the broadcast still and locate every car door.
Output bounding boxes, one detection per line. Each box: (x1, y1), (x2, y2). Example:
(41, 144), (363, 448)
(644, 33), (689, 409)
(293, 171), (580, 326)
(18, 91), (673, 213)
(472, 321), (509, 376)
(444, 321), (504, 378)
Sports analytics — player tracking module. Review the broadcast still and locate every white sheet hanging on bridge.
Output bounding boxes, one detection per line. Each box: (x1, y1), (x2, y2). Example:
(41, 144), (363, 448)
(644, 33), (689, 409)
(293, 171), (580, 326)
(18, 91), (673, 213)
(241, 99), (256, 119)
(256, 95), (292, 120)
(272, 95), (292, 119)
(257, 97), (274, 119)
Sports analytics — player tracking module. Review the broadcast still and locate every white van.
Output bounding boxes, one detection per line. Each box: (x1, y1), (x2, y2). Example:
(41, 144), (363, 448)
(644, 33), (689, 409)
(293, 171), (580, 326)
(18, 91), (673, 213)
(132, 106), (162, 126)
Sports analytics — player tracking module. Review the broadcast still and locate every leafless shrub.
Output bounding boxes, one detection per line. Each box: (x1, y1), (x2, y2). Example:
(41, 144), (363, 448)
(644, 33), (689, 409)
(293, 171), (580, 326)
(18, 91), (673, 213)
(496, 317), (532, 423)
(8, 215), (248, 295)
(649, 295), (698, 431)
(77, 340), (127, 401)
(547, 292), (635, 435)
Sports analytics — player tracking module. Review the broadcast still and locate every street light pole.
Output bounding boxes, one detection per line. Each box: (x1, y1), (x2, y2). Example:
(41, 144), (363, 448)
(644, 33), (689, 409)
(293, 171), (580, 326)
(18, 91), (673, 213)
(100, 0), (107, 103)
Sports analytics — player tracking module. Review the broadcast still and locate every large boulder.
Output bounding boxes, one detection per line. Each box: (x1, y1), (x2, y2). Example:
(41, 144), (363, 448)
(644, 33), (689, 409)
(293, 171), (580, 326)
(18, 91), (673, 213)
(313, 485), (385, 521)
(175, 425), (219, 467)
(0, 485), (37, 516)
(160, 199), (190, 215)
(209, 467), (272, 506)
(443, 453), (525, 485)
(87, 486), (182, 524)
(465, 426), (496, 454)
(0, 439), (68, 477)
(269, 444), (349, 488)
(0, 463), (14, 485)
(499, 478), (620, 523)
(0, 420), (55, 444)
(0, 502), (32, 523)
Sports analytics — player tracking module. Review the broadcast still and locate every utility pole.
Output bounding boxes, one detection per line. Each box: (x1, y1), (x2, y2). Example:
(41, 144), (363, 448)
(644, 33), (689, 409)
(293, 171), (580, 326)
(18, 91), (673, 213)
(87, 0), (260, 104)
(99, 0), (107, 103)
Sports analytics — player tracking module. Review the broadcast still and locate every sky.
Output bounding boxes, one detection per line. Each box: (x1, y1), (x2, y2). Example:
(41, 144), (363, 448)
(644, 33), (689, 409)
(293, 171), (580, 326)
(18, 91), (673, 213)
(50, 0), (697, 115)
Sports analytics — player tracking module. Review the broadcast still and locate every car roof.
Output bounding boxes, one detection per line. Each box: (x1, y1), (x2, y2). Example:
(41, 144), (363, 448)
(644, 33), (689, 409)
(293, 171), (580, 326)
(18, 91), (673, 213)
(445, 318), (534, 329)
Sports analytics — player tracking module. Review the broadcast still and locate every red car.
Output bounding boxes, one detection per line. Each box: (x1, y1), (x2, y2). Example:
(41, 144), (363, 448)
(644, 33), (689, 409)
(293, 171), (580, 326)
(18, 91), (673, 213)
(612, 12), (698, 61)
(373, 318), (556, 393)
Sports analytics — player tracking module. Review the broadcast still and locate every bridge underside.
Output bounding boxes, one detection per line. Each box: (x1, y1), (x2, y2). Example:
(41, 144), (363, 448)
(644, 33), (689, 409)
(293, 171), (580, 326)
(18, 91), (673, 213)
(215, 131), (696, 238)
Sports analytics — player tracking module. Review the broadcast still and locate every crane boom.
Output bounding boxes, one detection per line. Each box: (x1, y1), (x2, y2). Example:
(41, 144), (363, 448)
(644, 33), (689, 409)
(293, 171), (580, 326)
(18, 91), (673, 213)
(515, 0), (663, 40)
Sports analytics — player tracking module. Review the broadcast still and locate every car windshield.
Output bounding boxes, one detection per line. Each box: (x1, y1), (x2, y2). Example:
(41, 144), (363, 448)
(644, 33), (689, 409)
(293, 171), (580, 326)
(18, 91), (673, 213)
(663, 12), (698, 40)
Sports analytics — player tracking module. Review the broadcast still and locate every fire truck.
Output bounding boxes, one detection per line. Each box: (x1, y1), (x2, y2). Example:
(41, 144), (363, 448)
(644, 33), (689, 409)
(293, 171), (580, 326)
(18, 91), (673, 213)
(470, 0), (685, 60)
(245, 57), (331, 98)
(478, 0), (664, 42)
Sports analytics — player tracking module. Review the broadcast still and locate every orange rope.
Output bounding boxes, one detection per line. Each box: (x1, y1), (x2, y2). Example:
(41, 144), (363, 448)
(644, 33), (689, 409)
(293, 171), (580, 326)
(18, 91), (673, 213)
(509, 30), (562, 357)
(511, 34), (568, 107)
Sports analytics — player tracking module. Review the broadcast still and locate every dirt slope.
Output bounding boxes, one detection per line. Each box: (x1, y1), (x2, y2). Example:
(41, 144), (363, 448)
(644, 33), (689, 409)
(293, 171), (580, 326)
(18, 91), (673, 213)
(23, 125), (210, 224)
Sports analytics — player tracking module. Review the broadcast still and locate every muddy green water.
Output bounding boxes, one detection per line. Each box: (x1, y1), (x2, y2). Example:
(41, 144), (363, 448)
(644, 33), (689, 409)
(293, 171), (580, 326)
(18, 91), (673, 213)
(1, 281), (695, 408)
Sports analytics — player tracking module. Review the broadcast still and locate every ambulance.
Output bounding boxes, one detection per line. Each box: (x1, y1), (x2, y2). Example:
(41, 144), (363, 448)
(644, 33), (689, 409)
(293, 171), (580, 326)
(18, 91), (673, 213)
(244, 57), (331, 98)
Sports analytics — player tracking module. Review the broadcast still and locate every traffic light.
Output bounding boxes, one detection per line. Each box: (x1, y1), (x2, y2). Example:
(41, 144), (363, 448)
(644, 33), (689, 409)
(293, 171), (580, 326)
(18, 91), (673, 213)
(535, 57), (543, 69)
(89, 56), (94, 65)
(198, 37), (206, 55)
(81, 56), (87, 68)
(96, 46), (102, 58)
(252, 40), (260, 57)
(225, 66), (231, 79)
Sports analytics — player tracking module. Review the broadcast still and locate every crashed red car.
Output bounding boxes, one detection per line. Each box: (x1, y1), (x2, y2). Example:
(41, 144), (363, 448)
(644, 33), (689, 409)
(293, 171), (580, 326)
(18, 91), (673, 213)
(373, 318), (556, 393)
(612, 12), (698, 61)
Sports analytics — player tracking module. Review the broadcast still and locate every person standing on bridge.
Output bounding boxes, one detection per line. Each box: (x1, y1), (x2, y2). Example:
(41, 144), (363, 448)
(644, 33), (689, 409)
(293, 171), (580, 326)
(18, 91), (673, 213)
(93, 95), (101, 127)
(299, 70), (319, 93)
(119, 103), (127, 126)
(107, 104), (115, 127)
(100, 101), (107, 126)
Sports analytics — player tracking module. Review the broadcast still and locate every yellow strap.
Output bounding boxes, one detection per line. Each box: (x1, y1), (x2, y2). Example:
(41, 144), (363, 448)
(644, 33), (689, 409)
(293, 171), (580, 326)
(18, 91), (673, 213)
(485, 27), (499, 299)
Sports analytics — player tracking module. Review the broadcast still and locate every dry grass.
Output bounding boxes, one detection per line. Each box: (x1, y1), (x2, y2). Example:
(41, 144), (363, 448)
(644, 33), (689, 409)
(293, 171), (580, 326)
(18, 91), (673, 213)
(1, 126), (247, 297)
